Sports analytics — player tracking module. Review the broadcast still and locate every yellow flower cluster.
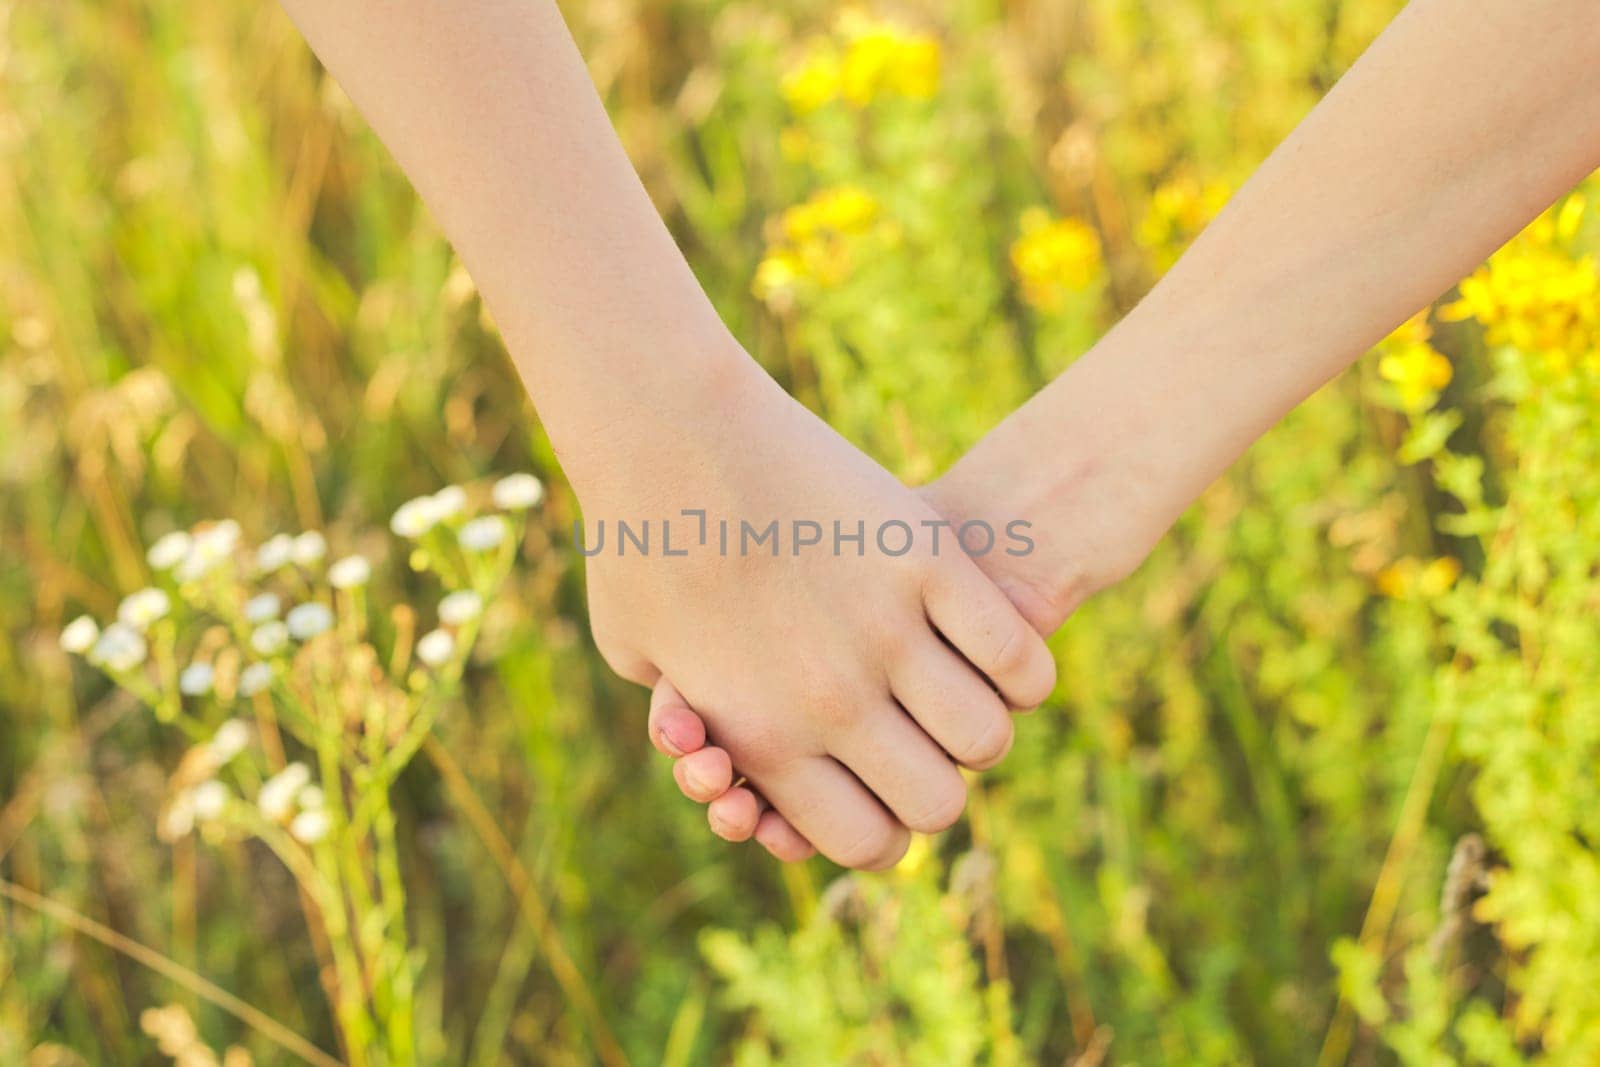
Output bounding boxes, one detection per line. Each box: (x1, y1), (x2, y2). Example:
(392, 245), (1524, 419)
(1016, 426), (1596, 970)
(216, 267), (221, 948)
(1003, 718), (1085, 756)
(1376, 555), (1461, 601)
(1442, 194), (1599, 370)
(753, 185), (882, 308)
(1010, 208), (1103, 312)
(1377, 310), (1453, 413)
(782, 11), (941, 114)
(1137, 176), (1231, 272)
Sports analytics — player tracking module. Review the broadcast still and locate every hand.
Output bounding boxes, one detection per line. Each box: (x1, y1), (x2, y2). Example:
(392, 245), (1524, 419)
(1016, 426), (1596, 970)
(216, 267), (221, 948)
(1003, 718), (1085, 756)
(576, 348), (1057, 870)
(645, 413), (1166, 861)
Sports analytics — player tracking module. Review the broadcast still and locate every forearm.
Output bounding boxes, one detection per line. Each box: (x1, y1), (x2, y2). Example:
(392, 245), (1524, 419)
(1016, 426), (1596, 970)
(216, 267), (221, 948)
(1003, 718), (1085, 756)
(275, 0), (743, 481)
(1013, 0), (1600, 531)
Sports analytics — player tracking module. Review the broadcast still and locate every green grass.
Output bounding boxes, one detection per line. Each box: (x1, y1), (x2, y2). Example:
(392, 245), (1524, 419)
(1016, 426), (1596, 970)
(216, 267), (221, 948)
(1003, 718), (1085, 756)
(3, 0), (1599, 1063)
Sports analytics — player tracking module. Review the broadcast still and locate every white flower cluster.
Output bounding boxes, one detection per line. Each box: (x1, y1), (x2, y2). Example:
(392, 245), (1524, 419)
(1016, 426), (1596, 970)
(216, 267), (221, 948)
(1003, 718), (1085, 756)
(328, 554), (371, 590)
(87, 623), (147, 672)
(415, 629), (455, 667)
(158, 520), (241, 583)
(249, 600), (333, 656)
(390, 473), (543, 541)
(415, 589), (487, 671)
(117, 588), (170, 630)
(256, 530), (327, 574)
(491, 472), (544, 510)
(257, 762), (331, 843)
(162, 720), (252, 839)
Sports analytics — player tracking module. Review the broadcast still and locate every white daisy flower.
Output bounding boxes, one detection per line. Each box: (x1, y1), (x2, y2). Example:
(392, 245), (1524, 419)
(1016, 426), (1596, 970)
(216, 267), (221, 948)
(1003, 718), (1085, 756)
(176, 522), (238, 582)
(291, 531), (327, 567)
(146, 531), (193, 570)
(290, 808), (332, 844)
(238, 662), (274, 698)
(258, 762), (311, 821)
(162, 793), (196, 839)
(244, 592), (281, 623)
(191, 780), (229, 822)
(328, 554), (371, 590)
(390, 495), (442, 538)
(492, 472), (545, 510)
(178, 662), (215, 696)
(256, 533), (294, 574)
(285, 602), (334, 640)
(251, 621), (289, 656)
(431, 485), (468, 521)
(208, 719), (251, 763)
(117, 588), (171, 631)
(437, 590), (483, 626)
(203, 519), (242, 555)
(89, 623), (147, 672)
(60, 615), (100, 654)
(415, 628), (455, 667)
(458, 515), (509, 552)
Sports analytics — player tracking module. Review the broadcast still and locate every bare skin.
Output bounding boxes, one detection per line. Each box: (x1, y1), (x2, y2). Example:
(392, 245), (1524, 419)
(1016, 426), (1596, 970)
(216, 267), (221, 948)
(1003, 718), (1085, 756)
(655, 0), (1600, 859)
(276, 0), (1056, 869)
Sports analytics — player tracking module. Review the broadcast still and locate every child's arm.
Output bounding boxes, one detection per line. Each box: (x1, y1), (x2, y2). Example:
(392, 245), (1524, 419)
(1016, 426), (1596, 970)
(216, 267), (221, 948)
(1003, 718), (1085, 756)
(276, 0), (1058, 869)
(943, 0), (1600, 622)
(652, 0), (1600, 857)
(274, 0), (729, 472)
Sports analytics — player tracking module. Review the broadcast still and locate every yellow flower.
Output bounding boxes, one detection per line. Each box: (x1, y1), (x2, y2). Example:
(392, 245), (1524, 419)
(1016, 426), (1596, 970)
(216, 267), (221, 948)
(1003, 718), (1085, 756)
(752, 249), (804, 306)
(1010, 208), (1103, 312)
(886, 37), (940, 99)
(1377, 556), (1461, 600)
(896, 833), (933, 878)
(780, 184), (879, 243)
(782, 13), (940, 113)
(1440, 193), (1600, 367)
(1376, 337), (1452, 412)
(782, 52), (842, 114)
(1137, 176), (1231, 272)
(754, 186), (883, 308)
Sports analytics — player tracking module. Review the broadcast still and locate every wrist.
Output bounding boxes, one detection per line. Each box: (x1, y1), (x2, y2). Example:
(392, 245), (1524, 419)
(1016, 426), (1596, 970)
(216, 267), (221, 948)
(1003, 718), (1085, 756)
(539, 323), (769, 501)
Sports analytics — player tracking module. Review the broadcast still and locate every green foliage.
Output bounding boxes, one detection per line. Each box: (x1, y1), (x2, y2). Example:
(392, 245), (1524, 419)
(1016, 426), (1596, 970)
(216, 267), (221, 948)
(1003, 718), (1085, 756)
(3, 0), (1598, 1064)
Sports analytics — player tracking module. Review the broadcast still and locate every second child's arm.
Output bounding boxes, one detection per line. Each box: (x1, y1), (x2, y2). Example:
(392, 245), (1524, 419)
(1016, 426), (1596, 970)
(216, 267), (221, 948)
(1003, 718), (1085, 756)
(961, 0), (1600, 617)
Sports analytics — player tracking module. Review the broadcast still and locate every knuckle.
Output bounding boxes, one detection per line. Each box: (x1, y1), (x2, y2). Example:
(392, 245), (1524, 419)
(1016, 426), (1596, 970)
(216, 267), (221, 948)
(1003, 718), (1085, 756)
(986, 617), (1034, 677)
(722, 719), (795, 778)
(858, 828), (912, 871)
(904, 775), (968, 833)
(959, 712), (1015, 770)
(830, 823), (897, 870)
(1015, 651), (1058, 709)
(873, 622), (916, 665)
(727, 735), (781, 777)
(808, 676), (862, 734)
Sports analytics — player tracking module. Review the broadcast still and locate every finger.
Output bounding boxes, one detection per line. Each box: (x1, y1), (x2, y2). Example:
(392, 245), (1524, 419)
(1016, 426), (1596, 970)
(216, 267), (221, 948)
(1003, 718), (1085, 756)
(830, 704), (968, 834)
(673, 747), (734, 802)
(922, 561), (1056, 708)
(707, 786), (761, 842)
(649, 676), (707, 757)
(891, 641), (1015, 770)
(754, 756), (910, 871)
(754, 810), (817, 862)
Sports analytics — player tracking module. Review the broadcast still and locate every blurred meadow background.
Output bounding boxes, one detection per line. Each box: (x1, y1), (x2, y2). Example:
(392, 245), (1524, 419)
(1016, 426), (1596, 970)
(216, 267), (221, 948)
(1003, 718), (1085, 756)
(4, 0), (1600, 1063)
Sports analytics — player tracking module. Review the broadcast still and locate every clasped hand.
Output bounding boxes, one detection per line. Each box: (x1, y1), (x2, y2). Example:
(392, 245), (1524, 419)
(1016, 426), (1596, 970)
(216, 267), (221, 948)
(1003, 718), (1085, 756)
(575, 340), (1157, 868)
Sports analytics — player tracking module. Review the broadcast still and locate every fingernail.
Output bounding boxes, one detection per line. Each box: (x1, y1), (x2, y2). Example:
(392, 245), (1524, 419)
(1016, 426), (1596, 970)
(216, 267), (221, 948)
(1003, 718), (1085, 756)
(658, 727), (687, 757)
(683, 766), (707, 793)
